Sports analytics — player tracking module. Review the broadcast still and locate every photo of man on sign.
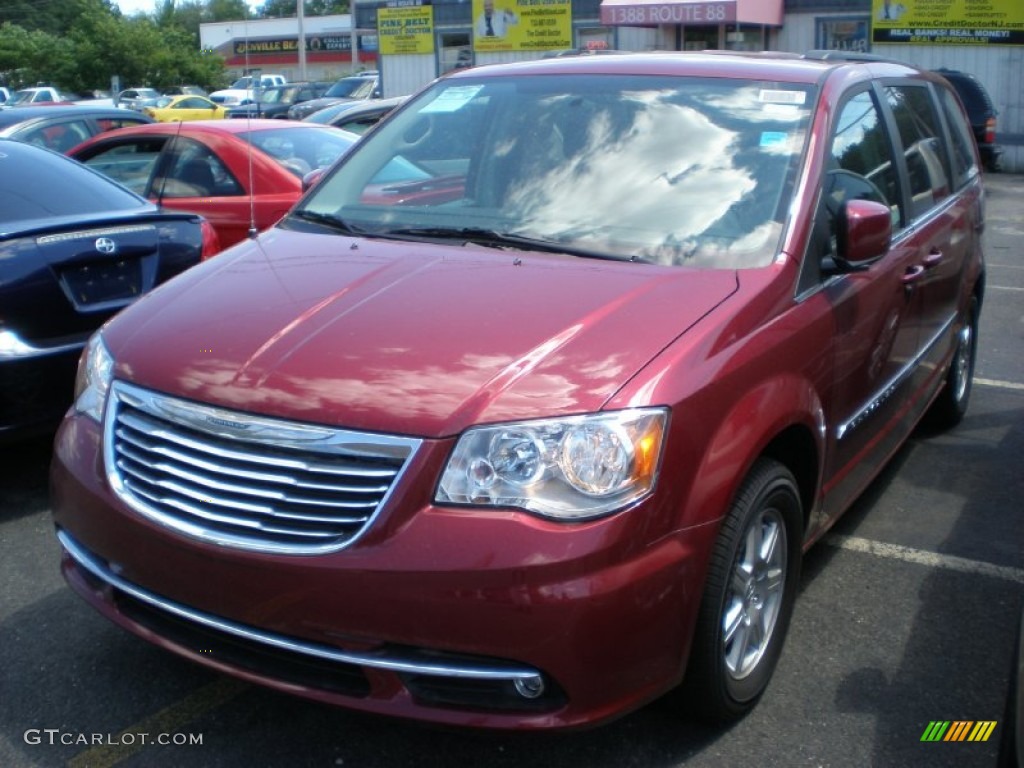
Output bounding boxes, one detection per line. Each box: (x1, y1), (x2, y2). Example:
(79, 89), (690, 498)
(476, 0), (519, 38)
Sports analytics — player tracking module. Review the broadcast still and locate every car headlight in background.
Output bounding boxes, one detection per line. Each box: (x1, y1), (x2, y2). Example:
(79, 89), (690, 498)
(73, 333), (114, 422)
(436, 409), (668, 520)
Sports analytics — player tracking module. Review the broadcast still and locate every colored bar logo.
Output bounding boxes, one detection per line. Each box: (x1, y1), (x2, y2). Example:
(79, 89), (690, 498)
(921, 721), (997, 742)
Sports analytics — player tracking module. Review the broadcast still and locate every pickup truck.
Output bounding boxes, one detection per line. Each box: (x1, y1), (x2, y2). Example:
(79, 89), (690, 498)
(208, 74), (287, 107)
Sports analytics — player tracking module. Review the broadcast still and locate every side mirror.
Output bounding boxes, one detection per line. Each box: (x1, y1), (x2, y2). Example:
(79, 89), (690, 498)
(302, 168), (325, 191)
(836, 198), (892, 269)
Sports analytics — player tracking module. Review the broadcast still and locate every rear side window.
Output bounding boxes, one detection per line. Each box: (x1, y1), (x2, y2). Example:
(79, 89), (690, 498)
(883, 85), (951, 219)
(18, 119), (91, 152)
(83, 140), (166, 196)
(936, 85), (980, 189)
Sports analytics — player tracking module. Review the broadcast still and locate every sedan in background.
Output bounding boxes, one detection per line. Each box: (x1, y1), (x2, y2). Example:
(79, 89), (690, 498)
(0, 105), (152, 152)
(68, 120), (358, 250)
(0, 139), (218, 442)
(162, 85), (208, 97)
(304, 95), (407, 135)
(143, 95), (229, 122)
(116, 88), (162, 111)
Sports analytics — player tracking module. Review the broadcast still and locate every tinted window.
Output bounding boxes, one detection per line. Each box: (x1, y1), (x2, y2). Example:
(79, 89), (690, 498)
(0, 141), (147, 223)
(326, 78), (373, 98)
(160, 139), (243, 198)
(82, 139), (167, 195)
(16, 119), (91, 152)
(936, 85), (979, 189)
(827, 90), (903, 232)
(884, 85), (951, 218)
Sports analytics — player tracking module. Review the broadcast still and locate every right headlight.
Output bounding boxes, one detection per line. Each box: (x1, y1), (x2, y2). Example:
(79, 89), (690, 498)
(73, 333), (114, 422)
(436, 408), (668, 521)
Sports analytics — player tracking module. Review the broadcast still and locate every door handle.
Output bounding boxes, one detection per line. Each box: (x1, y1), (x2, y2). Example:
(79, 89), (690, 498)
(922, 251), (943, 269)
(902, 265), (926, 285)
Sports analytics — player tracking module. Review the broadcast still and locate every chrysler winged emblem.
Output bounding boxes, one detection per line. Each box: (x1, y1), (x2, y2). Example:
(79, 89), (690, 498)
(95, 237), (117, 254)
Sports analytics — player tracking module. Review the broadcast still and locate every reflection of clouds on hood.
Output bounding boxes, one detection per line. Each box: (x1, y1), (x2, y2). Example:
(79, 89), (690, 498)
(512, 100), (756, 264)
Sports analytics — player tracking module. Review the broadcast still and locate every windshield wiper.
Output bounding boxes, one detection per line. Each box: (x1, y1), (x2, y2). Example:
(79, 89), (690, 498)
(289, 210), (365, 235)
(377, 227), (646, 263)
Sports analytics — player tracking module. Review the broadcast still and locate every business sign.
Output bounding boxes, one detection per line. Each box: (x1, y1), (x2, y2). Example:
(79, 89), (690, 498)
(600, 1), (735, 27)
(378, 6), (435, 54)
(234, 36), (356, 54)
(473, 0), (572, 52)
(872, 0), (1024, 45)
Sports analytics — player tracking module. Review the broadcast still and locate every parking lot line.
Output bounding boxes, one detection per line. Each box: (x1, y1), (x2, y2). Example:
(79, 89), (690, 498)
(825, 534), (1024, 584)
(975, 377), (1024, 391)
(67, 678), (247, 768)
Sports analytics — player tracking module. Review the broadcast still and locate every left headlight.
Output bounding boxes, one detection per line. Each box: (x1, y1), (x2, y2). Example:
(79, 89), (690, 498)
(73, 333), (114, 422)
(436, 409), (668, 521)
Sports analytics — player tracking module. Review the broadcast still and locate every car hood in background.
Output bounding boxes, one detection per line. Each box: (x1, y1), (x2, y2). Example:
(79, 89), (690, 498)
(103, 231), (738, 437)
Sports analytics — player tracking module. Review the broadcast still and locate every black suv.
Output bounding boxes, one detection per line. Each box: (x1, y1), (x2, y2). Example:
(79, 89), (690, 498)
(935, 68), (1001, 171)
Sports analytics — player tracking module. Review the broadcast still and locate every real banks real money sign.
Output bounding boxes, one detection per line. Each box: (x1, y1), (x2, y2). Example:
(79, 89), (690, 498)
(378, 6), (435, 55)
(872, 0), (1024, 45)
(473, 0), (572, 53)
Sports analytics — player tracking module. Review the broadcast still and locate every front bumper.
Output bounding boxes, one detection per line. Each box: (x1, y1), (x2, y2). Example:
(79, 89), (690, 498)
(51, 412), (714, 729)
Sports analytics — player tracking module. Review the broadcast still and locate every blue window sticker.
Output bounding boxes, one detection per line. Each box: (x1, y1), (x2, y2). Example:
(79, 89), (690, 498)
(760, 132), (788, 148)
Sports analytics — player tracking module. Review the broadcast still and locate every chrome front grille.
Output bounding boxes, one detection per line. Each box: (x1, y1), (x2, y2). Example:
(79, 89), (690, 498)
(104, 381), (421, 554)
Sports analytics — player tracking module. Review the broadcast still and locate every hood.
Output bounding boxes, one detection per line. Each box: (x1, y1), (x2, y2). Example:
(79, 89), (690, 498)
(105, 230), (738, 438)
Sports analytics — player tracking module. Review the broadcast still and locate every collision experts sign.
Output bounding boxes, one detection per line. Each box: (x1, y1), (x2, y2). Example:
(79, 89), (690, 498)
(378, 6), (435, 55)
(872, 0), (1024, 45)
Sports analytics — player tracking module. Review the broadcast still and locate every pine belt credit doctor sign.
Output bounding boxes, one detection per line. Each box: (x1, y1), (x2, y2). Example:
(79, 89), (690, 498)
(378, 4), (435, 55)
(872, 0), (1024, 45)
(473, 0), (572, 52)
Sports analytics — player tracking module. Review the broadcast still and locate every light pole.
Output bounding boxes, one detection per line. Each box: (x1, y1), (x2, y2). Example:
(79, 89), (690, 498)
(350, 0), (359, 73)
(297, 1), (307, 80)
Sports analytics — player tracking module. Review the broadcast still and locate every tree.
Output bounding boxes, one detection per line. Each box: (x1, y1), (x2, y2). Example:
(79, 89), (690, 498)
(256, 0), (348, 18)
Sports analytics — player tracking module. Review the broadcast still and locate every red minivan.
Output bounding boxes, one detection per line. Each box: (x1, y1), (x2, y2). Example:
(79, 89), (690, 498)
(51, 51), (985, 729)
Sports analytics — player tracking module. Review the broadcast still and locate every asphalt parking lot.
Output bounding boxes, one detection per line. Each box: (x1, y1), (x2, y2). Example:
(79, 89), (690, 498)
(1, 174), (1022, 768)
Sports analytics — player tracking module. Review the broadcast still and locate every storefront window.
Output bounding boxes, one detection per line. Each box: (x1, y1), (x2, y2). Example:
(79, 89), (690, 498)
(816, 16), (870, 53)
(439, 32), (472, 74)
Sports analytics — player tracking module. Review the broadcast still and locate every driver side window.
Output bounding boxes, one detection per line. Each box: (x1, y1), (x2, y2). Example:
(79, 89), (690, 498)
(826, 90), (904, 235)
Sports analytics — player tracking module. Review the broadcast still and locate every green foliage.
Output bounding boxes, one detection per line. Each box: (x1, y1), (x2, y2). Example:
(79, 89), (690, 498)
(256, 0), (349, 18)
(0, 0), (228, 91)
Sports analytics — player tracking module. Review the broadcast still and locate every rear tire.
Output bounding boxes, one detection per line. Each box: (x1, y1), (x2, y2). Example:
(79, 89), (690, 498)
(927, 295), (979, 429)
(680, 458), (802, 722)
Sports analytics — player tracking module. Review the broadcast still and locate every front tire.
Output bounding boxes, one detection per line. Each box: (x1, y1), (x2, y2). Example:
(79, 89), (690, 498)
(681, 458), (802, 722)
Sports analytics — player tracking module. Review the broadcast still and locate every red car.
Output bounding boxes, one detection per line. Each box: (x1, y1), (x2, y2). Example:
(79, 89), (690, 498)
(67, 120), (358, 251)
(52, 52), (985, 729)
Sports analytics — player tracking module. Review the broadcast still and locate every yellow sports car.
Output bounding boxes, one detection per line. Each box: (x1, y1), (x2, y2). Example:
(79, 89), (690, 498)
(143, 95), (229, 122)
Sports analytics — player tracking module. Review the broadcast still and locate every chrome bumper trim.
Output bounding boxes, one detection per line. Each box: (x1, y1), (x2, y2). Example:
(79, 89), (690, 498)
(57, 529), (544, 687)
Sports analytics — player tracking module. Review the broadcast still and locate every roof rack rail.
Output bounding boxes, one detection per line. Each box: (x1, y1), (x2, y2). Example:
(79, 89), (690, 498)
(803, 50), (908, 64)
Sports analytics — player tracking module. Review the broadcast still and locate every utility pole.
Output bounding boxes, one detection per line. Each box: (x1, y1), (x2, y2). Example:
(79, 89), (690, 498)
(297, 0), (308, 80)
(350, 0), (359, 73)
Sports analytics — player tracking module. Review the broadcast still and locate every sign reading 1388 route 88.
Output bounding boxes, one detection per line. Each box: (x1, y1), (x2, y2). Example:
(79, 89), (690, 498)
(600, 1), (732, 27)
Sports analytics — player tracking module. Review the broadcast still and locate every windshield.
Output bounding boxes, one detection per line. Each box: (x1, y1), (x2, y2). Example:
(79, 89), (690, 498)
(325, 78), (372, 98)
(245, 127), (359, 177)
(293, 74), (814, 268)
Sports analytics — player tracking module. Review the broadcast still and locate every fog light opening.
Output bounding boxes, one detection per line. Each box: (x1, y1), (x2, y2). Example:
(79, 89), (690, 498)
(514, 675), (545, 699)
